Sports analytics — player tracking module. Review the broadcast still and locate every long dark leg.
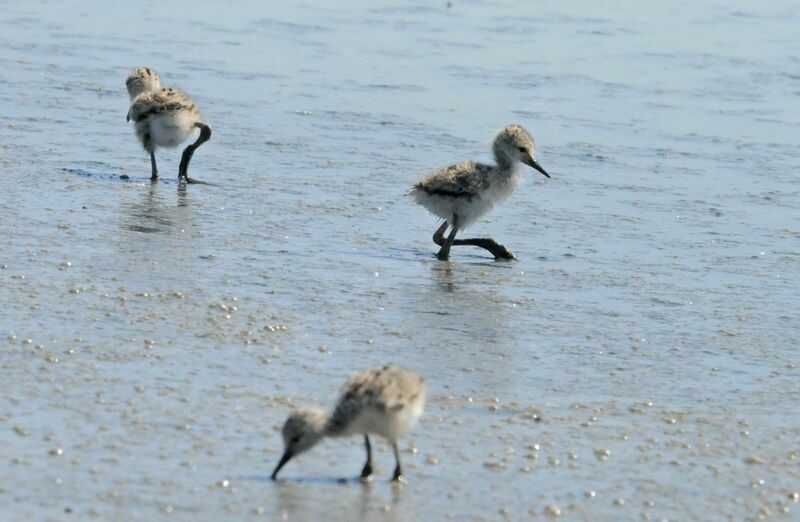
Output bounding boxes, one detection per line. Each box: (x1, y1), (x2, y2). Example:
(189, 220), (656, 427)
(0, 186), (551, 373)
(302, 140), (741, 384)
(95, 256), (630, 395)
(360, 435), (373, 481)
(149, 149), (158, 180)
(391, 442), (403, 482)
(436, 225), (459, 261)
(432, 221), (448, 246)
(179, 122), (212, 184)
(142, 130), (158, 180)
(433, 213), (515, 260)
(452, 237), (515, 260)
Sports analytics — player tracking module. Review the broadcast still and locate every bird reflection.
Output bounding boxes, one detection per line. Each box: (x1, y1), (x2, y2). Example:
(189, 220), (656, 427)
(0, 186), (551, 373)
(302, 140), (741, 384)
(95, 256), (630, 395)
(272, 474), (409, 522)
(430, 263), (456, 293)
(124, 182), (172, 234)
(177, 183), (189, 208)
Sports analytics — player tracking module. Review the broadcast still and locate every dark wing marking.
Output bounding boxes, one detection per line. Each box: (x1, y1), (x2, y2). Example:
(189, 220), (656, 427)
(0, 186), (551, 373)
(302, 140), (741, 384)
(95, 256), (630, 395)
(414, 161), (492, 199)
(130, 89), (195, 123)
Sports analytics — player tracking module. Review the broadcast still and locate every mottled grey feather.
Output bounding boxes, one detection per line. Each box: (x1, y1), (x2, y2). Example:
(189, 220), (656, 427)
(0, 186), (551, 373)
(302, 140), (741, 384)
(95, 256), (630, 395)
(327, 365), (425, 435)
(129, 88), (196, 123)
(413, 161), (493, 199)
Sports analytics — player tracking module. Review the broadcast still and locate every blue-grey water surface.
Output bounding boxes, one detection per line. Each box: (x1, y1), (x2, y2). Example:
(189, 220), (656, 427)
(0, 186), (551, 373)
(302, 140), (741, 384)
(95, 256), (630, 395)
(1, 0), (799, 520)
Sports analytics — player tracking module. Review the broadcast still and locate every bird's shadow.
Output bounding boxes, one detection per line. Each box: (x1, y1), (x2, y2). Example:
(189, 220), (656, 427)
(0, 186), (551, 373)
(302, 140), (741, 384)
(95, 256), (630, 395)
(425, 251), (518, 266)
(363, 246), (519, 266)
(61, 167), (218, 187)
(241, 475), (372, 486)
(62, 167), (143, 183)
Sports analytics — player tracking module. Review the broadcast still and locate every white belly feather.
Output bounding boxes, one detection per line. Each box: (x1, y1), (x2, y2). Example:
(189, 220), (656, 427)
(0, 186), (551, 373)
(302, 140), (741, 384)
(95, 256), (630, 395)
(146, 111), (197, 148)
(411, 169), (523, 228)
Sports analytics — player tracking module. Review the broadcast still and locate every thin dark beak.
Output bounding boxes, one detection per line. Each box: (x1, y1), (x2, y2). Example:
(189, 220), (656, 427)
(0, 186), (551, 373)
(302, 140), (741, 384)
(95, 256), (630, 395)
(271, 450), (293, 480)
(525, 157), (550, 178)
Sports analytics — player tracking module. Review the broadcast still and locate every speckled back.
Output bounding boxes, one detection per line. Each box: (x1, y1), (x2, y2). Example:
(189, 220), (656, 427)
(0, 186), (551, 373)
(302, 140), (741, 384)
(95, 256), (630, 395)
(414, 161), (493, 197)
(327, 365), (426, 435)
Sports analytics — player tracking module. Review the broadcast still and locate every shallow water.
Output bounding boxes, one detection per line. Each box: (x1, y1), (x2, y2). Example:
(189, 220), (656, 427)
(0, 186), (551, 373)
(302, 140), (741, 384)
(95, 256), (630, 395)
(1, 0), (799, 520)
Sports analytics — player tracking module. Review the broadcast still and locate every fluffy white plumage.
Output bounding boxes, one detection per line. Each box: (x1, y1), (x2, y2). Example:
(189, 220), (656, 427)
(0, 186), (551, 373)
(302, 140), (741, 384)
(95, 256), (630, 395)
(271, 365), (426, 482)
(409, 124), (550, 260)
(411, 161), (525, 228)
(410, 124), (547, 228)
(125, 67), (211, 182)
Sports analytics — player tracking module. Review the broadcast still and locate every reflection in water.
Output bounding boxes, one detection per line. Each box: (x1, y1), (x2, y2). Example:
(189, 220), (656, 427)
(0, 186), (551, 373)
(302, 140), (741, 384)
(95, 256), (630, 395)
(404, 261), (522, 393)
(430, 263), (456, 293)
(421, 261), (509, 345)
(358, 484), (409, 522)
(273, 477), (410, 522)
(177, 183), (189, 208)
(121, 182), (197, 236)
(115, 182), (201, 276)
(123, 183), (174, 234)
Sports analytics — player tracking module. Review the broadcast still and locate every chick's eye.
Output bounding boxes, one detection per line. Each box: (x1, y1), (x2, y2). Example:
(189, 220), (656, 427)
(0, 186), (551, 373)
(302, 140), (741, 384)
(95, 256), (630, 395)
(289, 436), (301, 444)
(518, 147), (527, 153)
